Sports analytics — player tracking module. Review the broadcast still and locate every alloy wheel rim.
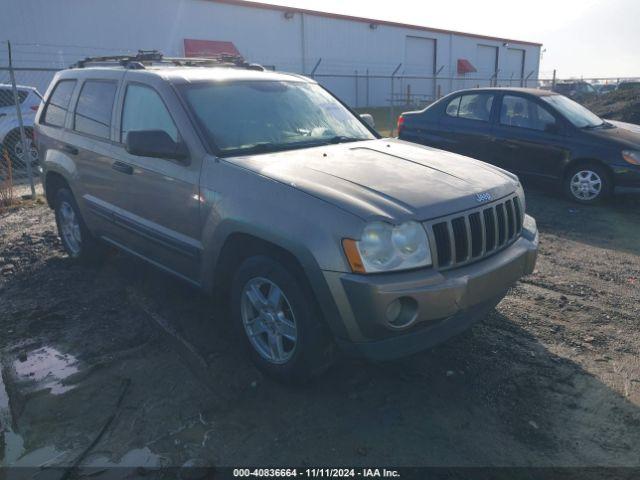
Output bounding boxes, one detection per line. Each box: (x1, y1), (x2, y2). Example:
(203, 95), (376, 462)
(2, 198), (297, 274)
(570, 170), (602, 201)
(240, 277), (298, 364)
(59, 201), (82, 255)
(13, 138), (39, 162)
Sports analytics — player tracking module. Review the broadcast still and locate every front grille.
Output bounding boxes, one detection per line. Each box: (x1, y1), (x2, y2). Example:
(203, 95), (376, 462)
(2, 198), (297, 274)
(426, 194), (523, 270)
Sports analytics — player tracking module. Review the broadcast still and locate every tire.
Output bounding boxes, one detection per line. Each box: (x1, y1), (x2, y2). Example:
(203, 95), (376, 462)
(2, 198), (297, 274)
(53, 188), (106, 264)
(3, 128), (39, 167)
(231, 255), (334, 384)
(563, 163), (611, 204)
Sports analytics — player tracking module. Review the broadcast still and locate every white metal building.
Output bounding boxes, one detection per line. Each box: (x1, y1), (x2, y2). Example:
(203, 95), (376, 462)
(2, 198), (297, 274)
(3, 0), (542, 106)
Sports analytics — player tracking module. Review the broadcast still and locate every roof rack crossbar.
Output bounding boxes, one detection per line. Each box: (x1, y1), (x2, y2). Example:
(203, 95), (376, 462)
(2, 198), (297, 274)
(71, 50), (265, 71)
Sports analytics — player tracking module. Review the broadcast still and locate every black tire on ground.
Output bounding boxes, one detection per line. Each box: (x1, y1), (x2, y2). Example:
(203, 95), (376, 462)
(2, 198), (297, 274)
(231, 255), (335, 384)
(53, 188), (106, 264)
(563, 163), (612, 205)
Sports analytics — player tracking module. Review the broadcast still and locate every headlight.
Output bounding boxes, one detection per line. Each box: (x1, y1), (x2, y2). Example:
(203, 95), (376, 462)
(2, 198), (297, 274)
(622, 150), (640, 166)
(343, 221), (432, 273)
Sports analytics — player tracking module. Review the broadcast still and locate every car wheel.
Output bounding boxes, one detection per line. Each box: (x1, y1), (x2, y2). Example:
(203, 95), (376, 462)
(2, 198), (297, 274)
(563, 164), (611, 204)
(5, 129), (39, 166)
(231, 255), (334, 384)
(54, 188), (106, 263)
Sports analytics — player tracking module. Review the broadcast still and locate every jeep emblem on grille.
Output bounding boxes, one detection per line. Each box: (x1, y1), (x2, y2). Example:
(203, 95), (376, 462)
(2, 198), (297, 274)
(475, 192), (493, 203)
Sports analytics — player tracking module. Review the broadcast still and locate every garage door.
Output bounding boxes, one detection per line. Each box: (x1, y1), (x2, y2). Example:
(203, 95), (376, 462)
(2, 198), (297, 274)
(505, 48), (525, 86)
(476, 45), (498, 86)
(403, 36), (436, 103)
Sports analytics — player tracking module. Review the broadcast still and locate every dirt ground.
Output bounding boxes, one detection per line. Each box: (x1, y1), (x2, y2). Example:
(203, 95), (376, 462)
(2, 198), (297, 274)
(1, 186), (640, 472)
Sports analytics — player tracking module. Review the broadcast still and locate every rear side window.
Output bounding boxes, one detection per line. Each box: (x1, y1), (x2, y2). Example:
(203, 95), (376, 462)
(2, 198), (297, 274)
(0, 88), (14, 108)
(0, 89), (28, 107)
(121, 84), (178, 143)
(43, 80), (76, 127)
(74, 80), (117, 139)
(446, 93), (494, 122)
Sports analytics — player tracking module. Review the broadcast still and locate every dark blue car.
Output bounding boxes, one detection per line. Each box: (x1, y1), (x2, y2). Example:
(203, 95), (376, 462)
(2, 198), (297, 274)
(398, 88), (640, 204)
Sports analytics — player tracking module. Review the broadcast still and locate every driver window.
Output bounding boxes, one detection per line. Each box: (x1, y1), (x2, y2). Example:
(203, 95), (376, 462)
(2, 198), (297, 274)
(121, 84), (179, 143)
(500, 95), (558, 132)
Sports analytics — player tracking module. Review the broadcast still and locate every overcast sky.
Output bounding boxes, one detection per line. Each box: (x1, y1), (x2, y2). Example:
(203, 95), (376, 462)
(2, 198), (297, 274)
(264, 0), (639, 79)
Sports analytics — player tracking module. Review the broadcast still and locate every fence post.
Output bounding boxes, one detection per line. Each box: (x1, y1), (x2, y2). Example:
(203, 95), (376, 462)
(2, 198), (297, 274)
(7, 41), (36, 198)
(354, 70), (359, 108)
(552, 69), (557, 89)
(365, 69), (369, 108)
(524, 71), (534, 88)
(310, 58), (322, 78)
(389, 63), (402, 137)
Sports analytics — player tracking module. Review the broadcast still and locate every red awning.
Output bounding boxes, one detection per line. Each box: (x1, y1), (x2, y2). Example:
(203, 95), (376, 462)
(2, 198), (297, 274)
(457, 59), (477, 74)
(184, 39), (241, 58)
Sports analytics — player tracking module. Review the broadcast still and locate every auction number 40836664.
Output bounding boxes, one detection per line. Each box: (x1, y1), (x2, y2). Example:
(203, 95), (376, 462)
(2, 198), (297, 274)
(232, 468), (401, 478)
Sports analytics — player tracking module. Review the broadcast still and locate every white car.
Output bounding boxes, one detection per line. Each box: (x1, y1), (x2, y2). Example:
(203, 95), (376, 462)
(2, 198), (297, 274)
(0, 84), (42, 168)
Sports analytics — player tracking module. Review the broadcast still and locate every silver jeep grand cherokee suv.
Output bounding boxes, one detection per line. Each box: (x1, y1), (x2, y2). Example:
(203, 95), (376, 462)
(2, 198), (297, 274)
(35, 53), (538, 383)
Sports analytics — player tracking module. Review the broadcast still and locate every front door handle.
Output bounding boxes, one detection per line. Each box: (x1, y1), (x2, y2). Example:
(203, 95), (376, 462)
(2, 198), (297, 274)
(112, 161), (134, 175)
(62, 144), (78, 155)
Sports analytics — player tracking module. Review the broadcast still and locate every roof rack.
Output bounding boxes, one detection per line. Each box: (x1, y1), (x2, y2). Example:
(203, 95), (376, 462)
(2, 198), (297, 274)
(71, 50), (265, 71)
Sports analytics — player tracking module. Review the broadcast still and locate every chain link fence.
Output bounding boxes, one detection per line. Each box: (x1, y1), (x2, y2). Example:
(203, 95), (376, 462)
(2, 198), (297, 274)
(0, 41), (61, 199)
(0, 39), (638, 197)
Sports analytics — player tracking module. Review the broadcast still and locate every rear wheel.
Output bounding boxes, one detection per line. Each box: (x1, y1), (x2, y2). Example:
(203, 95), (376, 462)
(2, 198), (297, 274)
(563, 164), (611, 204)
(4, 129), (39, 167)
(54, 188), (106, 263)
(231, 255), (334, 384)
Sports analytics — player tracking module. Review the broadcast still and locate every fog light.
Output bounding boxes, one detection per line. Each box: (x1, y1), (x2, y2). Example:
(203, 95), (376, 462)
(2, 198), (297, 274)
(385, 297), (418, 329)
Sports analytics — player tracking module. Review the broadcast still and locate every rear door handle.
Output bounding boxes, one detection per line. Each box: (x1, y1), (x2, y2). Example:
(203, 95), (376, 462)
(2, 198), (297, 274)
(112, 161), (134, 175)
(62, 144), (78, 155)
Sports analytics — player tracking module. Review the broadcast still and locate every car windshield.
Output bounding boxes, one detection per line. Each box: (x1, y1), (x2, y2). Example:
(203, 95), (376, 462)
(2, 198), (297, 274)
(541, 94), (604, 128)
(179, 80), (376, 156)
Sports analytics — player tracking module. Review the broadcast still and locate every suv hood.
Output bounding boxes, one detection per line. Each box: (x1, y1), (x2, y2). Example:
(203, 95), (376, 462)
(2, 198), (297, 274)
(226, 139), (518, 221)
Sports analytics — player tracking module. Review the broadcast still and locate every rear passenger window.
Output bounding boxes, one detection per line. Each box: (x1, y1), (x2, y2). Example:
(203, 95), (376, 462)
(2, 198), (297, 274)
(74, 80), (117, 139)
(121, 84), (178, 143)
(43, 80), (76, 127)
(0, 88), (14, 108)
(446, 93), (494, 122)
(0, 89), (28, 107)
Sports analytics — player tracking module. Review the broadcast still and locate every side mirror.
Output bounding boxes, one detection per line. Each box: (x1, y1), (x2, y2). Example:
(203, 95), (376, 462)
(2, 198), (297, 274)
(360, 113), (375, 129)
(125, 130), (189, 161)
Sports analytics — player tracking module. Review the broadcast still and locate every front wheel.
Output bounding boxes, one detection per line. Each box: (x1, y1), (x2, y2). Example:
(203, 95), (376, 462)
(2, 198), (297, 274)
(54, 188), (106, 263)
(563, 164), (611, 204)
(231, 255), (334, 384)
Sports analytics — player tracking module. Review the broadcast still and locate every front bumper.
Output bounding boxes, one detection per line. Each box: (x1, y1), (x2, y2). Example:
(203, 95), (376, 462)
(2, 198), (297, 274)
(323, 215), (538, 360)
(613, 164), (640, 191)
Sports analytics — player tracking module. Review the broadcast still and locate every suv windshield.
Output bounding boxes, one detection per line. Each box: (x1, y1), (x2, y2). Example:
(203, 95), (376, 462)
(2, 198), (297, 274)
(180, 80), (375, 156)
(541, 94), (604, 128)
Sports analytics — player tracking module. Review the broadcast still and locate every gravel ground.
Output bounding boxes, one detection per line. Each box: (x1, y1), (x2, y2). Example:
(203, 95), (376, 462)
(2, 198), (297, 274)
(1, 187), (639, 470)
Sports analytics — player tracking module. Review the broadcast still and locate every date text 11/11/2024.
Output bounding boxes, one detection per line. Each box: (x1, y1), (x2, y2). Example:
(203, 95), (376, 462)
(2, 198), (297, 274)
(232, 468), (401, 478)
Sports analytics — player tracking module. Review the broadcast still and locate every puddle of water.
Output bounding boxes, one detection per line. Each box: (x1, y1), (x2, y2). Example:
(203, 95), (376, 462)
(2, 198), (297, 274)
(13, 347), (79, 395)
(1, 367), (26, 465)
(2, 347), (78, 466)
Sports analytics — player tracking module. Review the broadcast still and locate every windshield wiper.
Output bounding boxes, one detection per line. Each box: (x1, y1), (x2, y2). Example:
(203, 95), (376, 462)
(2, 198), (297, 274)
(582, 122), (606, 129)
(321, 136), (367, 145)
(223, 136), (368, 157)
(224, 142), (302, 156)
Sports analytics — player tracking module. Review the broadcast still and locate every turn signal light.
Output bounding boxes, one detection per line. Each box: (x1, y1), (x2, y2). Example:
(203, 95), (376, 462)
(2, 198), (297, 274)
(622, 150), (640, 166)
(342, 239), (366, 274)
